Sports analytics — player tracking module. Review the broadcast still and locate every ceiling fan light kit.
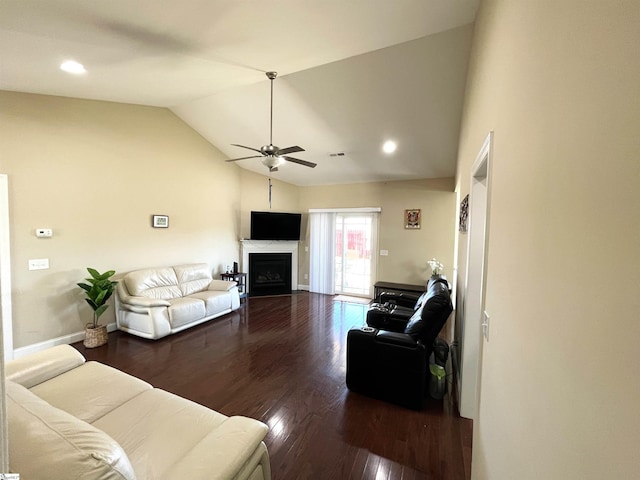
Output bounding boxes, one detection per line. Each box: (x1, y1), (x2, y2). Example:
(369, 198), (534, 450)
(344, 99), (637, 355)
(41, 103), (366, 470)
(226, 71), (317, 172)
(262, 155), (284, 172)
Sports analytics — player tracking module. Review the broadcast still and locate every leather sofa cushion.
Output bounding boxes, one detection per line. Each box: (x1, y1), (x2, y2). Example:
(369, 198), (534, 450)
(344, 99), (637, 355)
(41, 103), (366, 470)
(124, 267), (182, 299)
(7, 380), (136, 480)
(93, 388), (228, 479)
(31, 361), (152, 423)
(174, 263), (212, 296)
(168, 297), (207, 327)
(190, 290), (232, 316)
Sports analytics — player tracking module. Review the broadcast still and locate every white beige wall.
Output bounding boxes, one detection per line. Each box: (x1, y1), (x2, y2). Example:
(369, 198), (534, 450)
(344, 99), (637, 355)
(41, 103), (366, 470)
(1, 91), (455, 351)
(0, 92), (242, 349)
(299, 178), (456, 286)
(456, 1), (640, 478)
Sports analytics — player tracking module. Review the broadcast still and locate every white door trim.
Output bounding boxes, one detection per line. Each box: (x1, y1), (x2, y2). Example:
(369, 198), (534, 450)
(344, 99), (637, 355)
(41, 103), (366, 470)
(0, 174), (13, 361)
(458, 132), (493, 419)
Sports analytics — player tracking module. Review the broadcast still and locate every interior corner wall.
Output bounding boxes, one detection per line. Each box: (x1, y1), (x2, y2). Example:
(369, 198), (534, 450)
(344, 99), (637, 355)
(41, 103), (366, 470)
(455, 1), (640, 479)
(299, 178), (456, 288)
(0, 91), (242, 349)
(238, 169), (301, 240)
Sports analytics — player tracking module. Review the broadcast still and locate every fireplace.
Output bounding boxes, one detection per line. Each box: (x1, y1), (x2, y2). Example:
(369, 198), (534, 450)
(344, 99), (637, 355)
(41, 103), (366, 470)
(241, 240), (299, 297)
(249, 253), (292, 296)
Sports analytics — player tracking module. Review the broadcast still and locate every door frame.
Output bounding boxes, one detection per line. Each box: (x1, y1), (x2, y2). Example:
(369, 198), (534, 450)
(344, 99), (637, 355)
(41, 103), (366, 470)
(458, 132), (493, 419)
(1, 174), (12, 361)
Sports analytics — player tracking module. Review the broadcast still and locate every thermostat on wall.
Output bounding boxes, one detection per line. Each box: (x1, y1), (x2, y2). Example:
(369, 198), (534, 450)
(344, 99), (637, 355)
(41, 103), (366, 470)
(36, 228), (53, 238)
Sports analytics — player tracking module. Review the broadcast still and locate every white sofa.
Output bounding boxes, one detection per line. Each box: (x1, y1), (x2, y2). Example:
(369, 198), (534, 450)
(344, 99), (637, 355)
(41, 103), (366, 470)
(5, 345), (271, 480)
(116, 263), (240, 340)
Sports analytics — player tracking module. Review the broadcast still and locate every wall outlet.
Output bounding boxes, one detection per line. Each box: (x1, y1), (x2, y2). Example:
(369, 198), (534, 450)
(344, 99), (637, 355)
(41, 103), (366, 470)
(380, 249), (389, 256)
(304, 273), (308, 280)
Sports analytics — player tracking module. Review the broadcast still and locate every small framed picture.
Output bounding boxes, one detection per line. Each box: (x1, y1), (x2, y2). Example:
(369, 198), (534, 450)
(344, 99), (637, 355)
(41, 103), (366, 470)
(152, 215), (169, 228)
(459, 194), (469, 233)
(404, 209), (421, 229)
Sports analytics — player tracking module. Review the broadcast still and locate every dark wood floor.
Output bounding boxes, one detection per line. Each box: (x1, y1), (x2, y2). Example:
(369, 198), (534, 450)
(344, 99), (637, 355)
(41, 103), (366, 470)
(73, 292), (472, 480)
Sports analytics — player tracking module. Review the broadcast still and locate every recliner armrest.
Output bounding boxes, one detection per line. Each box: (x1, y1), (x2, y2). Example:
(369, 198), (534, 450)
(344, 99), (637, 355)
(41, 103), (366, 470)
(375, 330), (418, 348)
(378, 291), (421, 307)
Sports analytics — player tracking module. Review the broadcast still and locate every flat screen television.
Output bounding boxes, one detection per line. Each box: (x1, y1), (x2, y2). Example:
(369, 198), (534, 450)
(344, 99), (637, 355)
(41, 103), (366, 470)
(251, 211), (302, 241)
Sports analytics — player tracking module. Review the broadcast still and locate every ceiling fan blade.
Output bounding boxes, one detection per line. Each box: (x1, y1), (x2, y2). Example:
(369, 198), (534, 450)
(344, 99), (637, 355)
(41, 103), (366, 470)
(282, 156), (317, 168)
(277, 145), (305, 155)
(226, 155), (262, 162)
(231, 144), (263, 154)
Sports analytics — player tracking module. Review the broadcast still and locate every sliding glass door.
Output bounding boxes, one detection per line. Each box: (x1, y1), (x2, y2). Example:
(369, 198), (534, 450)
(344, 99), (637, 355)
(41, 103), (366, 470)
(334, 213), (377, 297)
(309, 208), (379, 298)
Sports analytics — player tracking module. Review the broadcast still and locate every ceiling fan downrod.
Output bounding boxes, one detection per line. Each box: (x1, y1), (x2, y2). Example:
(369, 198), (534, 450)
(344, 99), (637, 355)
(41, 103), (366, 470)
(266, 71), (277, 146)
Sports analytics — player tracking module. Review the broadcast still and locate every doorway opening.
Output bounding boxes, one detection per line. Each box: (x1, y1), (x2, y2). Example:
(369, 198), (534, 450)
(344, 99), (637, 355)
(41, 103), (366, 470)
(458, 132), (493, 419)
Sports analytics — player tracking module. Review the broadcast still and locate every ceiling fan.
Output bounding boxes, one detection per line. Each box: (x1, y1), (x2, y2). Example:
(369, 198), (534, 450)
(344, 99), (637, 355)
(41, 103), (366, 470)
(226, 71), (317, 172)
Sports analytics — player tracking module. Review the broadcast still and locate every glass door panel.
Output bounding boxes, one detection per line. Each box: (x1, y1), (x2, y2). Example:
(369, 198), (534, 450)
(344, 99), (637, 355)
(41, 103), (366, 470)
(334, 214), (374, 297)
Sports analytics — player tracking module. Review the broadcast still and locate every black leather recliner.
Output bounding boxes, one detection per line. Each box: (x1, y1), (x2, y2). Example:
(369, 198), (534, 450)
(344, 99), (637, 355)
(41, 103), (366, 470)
(346, 277), (453, 409)
(366, 275), (450, 332)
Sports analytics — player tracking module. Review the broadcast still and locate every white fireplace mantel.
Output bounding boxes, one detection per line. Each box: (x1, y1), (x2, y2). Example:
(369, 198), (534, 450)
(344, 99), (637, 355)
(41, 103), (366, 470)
(240, 240), (299, 294)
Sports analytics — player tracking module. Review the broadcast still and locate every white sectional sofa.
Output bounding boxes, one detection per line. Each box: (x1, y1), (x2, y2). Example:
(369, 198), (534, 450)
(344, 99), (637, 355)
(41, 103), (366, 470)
(5, 345), (271, 479)
(116, 263), (240, 340)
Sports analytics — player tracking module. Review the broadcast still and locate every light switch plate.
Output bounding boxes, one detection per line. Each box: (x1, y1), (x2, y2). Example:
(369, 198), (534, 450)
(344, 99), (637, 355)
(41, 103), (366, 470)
(482, 310), (490, 341)
(28, 258), (49, 270)
(380, 249), (389, 256)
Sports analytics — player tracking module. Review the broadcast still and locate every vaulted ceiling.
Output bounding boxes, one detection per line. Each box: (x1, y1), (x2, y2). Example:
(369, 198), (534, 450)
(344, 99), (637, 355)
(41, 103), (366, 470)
(0, 0), (478, 186)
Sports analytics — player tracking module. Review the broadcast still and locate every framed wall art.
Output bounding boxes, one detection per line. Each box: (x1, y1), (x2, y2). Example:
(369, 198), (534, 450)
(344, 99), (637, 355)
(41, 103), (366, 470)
(152, 215), (169, 228)
(459, 195), (469, 233)
(404, 209), (421, 229)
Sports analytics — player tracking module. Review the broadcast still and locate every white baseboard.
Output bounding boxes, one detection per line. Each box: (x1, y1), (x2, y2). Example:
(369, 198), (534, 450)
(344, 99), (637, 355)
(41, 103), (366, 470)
(298, 284), (310, 291)
(12, 322), (117, 359)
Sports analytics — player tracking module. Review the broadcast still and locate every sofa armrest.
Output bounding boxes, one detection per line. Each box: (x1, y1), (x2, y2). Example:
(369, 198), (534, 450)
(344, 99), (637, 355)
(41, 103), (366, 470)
(208, 279), (237, 291)
(119, 296), (171, 308)
(6, 345), (86, 388)
(164, 416), (268, 480)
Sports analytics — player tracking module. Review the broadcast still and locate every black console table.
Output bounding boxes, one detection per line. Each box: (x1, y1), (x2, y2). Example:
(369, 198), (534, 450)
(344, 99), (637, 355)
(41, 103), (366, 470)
(373, 281), (425, 301)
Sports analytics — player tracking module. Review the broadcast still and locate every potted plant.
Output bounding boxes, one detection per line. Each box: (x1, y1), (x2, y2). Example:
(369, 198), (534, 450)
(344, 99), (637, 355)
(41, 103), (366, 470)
(77, 267), (117, 348)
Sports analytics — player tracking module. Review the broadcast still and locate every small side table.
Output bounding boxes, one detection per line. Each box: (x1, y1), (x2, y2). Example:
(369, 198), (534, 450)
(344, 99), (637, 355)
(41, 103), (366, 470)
(373, 281), (425, 302)
(220, 272), (247, 301)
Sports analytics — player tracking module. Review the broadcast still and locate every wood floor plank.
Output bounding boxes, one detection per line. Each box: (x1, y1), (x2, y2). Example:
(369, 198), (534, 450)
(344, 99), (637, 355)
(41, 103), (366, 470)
(73, 292), (472, 479)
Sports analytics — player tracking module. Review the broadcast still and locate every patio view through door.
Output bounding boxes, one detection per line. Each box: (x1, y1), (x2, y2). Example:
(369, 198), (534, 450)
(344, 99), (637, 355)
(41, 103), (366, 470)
(334, 213), (377, 297)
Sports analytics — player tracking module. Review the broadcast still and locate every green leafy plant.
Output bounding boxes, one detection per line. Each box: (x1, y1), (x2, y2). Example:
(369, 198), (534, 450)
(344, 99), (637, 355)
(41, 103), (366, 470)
(77, 268), (117, 328)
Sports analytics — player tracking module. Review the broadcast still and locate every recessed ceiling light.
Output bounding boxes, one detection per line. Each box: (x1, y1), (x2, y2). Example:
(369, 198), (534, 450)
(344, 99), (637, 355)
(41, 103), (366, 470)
(60, 60), (86, 75)
(382, 140), (397, 154)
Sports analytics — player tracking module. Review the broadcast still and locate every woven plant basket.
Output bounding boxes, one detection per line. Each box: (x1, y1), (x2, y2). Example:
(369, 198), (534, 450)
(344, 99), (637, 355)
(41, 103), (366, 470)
(84, 324), (108, 348)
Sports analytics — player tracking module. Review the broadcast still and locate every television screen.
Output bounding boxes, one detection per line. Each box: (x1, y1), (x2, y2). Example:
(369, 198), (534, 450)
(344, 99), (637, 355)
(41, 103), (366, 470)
(251, 211), (301, 241)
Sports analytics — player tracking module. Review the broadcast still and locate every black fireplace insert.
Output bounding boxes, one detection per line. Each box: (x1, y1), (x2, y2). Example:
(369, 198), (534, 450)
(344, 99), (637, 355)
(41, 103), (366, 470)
(248, 253), (292, 296)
